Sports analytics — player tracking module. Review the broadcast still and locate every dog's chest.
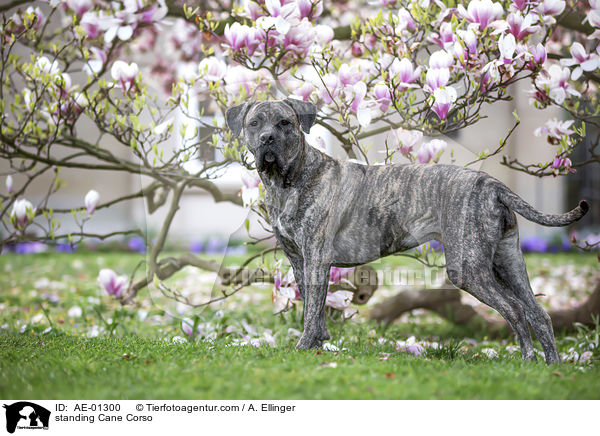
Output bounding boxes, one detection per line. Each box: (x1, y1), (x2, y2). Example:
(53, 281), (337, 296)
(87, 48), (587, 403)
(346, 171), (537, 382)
(265, 189), (301, 242)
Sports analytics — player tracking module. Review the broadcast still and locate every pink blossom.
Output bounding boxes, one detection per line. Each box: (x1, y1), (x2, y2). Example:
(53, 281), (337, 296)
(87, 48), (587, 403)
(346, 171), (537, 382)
(240, 169), (261, 207)
(457, 25), (478, 54)
(536, 0), (565, 16)
(224, 22), (250, 51)
(181, 318), (195, 338)
(390, 58), (421, 89)
(325, 290), (353, 310)
(431, 87), (457, 120)
(198, 57), (227, 83)
(314, 24), (334, 45)
(83, 47), (106, 76)
(110, 60), (139, 92)
(97, 269), (127, 297)
(430, 22), (456, 50)
(373, 83), (392, 112)
(318, 74), (339, 104)
(426, 68), (450, 90)
(550, 157), (574, 173)
(417, 139), (447, 163)
(294, 82), (315, 101)
(533, 118), (575, 140)
(84, 189), (100, 214)
(339, 63), (365, 86)
(329, 267), (355, 284)
(242, 0), (264, 20)
(429, 50), (454, 69)
(297, 0), (322, 19)
(66, 0), (92, 17)
(351, 42), (364, 57)
(529, 43), (547, 65)
(534, 64), (581, 104)
(397, 8), (417, 32)
(560, 42), (600, 80)
(393, 128), (423, 155)
(511, 0), (528, 10)
(283, 19), (315, 56)
(498, 33), (516, 63)
(6, 175), (13, 194)
(10, 198), (35, 229)
(457, 0), (504, 29)
(504, 12), (540, 39)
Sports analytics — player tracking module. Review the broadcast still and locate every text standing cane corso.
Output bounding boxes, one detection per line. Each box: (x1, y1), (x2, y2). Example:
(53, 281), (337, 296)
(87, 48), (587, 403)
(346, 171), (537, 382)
(226, 99), (589, 365)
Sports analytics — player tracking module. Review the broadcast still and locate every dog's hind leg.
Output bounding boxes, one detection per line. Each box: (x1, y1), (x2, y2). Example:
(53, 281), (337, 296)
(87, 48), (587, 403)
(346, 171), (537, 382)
(444, 240), (537, 362)
(492, 229), (560, 365)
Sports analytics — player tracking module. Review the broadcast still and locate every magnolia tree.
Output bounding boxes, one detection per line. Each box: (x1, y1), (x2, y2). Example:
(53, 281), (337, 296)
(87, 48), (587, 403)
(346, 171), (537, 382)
(0, 0), (598, 322)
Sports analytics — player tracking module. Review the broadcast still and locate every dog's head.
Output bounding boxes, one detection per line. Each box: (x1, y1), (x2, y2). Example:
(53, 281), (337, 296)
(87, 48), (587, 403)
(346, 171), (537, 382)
(226, 99), (316, 175)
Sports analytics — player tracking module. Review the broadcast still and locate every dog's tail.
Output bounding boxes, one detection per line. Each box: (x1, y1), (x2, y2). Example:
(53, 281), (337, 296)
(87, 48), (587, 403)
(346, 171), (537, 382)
(498, 186), (589, 227)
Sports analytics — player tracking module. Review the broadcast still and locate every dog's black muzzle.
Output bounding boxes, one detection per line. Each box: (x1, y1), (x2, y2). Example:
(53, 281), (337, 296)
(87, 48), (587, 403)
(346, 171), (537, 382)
(255, 146), (285, 173)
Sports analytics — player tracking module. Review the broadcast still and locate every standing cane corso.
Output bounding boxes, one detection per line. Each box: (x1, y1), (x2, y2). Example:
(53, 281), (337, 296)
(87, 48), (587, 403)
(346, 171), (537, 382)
(226, 98), (589, 364)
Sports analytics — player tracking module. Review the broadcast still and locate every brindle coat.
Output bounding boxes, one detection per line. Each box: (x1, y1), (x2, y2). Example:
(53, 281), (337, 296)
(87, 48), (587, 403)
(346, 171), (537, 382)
(226, 99), (589, 364)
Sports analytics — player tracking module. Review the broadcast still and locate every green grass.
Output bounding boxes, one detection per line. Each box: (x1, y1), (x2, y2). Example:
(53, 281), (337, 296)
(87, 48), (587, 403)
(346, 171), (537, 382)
(0, 251), (599, 399)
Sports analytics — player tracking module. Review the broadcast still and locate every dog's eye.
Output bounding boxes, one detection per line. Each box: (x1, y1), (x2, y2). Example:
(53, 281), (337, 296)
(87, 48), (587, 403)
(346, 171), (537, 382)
(249, 120), (258, 127)
(280, 120), (290, 126)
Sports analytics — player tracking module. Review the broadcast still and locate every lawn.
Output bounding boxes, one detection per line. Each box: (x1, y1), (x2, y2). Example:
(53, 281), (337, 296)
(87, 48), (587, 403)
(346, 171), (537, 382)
(0, 251), (599, 399)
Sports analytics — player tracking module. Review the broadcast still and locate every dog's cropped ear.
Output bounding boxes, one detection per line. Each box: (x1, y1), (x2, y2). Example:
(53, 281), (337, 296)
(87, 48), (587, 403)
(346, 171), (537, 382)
(284, 98), (317, 134)
(225, 102), (253, 138)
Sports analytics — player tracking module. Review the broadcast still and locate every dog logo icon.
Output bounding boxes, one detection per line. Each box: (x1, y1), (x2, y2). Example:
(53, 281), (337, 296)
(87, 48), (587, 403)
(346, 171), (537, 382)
(3, 402), (50, 433)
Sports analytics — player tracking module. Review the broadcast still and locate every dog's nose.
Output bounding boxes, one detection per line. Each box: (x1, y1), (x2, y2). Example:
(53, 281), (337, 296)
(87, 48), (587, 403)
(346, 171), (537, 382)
(259, 132), (274, 144)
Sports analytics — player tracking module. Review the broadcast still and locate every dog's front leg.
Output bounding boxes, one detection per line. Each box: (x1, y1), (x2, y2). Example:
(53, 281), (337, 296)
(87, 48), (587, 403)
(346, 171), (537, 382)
(296, 262), (330, 350)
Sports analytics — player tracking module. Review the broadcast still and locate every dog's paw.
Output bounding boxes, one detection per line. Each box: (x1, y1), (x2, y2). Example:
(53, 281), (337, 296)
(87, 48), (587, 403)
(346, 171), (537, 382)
(296, 335), (323, 350)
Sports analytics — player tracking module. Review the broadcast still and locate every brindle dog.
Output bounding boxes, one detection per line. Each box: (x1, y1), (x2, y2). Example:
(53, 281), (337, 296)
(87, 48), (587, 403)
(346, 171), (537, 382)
(226, 99), (589, 364)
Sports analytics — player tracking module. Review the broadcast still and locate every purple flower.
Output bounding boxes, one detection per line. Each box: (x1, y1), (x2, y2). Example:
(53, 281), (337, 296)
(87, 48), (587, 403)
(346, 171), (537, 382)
(390, 58), (421, 89)
(189, 241), (204, 253)
(14, 242), (48, 254)
(417, 139), (447, 163)
(505, 12), (540, 39)
(127, 237), (146, 253)
(97, 268), (128, 297)
(431, 87), (457, 120)
(205, 237), (226, 255)
(457, 0), (504, 29)
(55, 243), (77, 253)
(430, 22), (456, 50)
(521, 236), (549, 253)
(373, 83), (392, 112)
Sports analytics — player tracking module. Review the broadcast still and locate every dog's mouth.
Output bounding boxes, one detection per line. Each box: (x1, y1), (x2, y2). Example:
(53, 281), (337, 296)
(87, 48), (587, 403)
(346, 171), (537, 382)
(256, 148), (285, 174)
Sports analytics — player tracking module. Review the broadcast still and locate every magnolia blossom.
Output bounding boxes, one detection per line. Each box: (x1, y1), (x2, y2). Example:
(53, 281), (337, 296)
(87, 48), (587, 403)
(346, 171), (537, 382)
(110, 60), (138, 92)
(297, 0), (323, 19)
(36, 56), (60, 76)
(498, 33), (517, 63)
(393, 128), (423, 155)
(223, 23), (264, 55)
(97, 268), (127, 297)
(6, 175), (13, 194)
(350, 82), (372, 128)
(284, 19), (315, 56)
(181, 318), (195, 338)
(533, 118), (575, 143)
(329, 267), (355, 284)
(536, 0), (565, 17)
(66, 0), (92, 17)
(457, 25), (478, 54)
(224, 65), (259, 96)
(533, 64), (580, 105)
(431, 86), (457, 119)
(390, 58), (421, 89)
(417, 139), (447, 163)
(318, 73), (339, 104)
(339, 63), (365, 86)
(430, 22), (456, 50)
(84, 189), (100, 214)
(396, 8), (417, 33)
(373, 83), (391, 112)
(325, 290), (353, 310)
(240, 170), (261, 207)
(293, 82), (315, 101)
(314, 24), (334, 45)
(83, 47), (106, 76)
(429, 50), (454, 69)
(11, 198), (35, 229)
(529, 43), (547, 66)
(457, 0), (503, 29)
(550, 156), (574, 173)
(500, 12), (540, 40)
(198, 57), (227, 83)
(426, 67), (450, 90)
(560, 42), (600, 81)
